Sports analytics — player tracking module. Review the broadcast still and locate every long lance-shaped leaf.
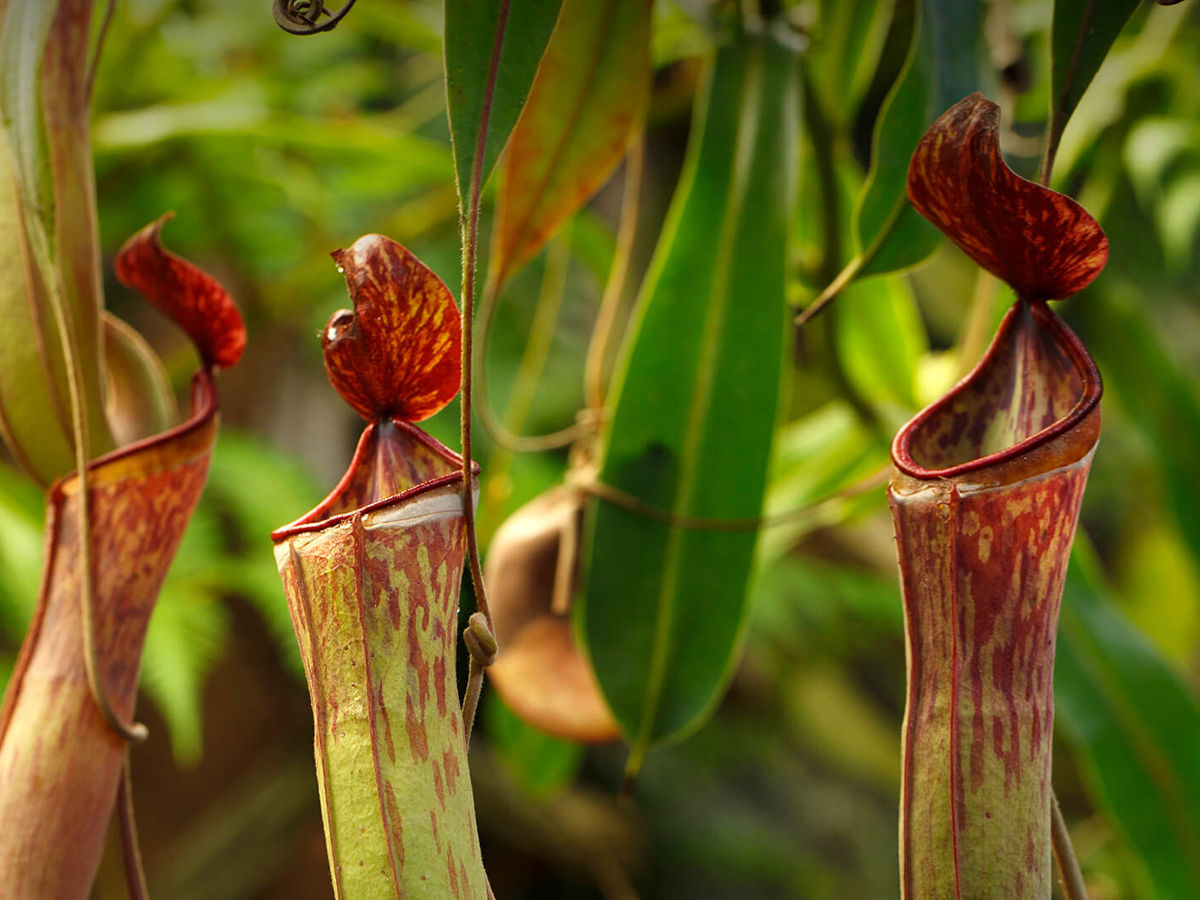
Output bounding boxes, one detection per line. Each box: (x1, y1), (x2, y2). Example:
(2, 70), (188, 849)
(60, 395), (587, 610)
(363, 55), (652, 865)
(273, 235), (487, 899)
(1056, 541), (1200, 900)
(443, 0), (563, 209)
(0, 219), (244, 899)
(580, 26), (800, 775)
(1042, 0), (1141, 183)
(0, 0), (113, 485)
(891, 92), (1107, 898)
(489, 0), (652, 290)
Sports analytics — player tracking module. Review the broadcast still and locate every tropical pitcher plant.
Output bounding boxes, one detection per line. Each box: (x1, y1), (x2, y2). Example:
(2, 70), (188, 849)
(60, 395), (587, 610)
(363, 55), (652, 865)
(0, 0), (245, 895)
(891, 93), (1107, 898)
(272, 235), (488, 898)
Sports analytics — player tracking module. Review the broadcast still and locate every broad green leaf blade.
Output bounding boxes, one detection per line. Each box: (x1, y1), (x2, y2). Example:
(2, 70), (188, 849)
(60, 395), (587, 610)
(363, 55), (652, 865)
(490, 0), (652, 290)
(444, 0), (563, 208)
(852, 0), (981, 279)
(1056, 542), (1200, 900)
(581, 27), (801, 771)
(1045, 0), (1141, 180)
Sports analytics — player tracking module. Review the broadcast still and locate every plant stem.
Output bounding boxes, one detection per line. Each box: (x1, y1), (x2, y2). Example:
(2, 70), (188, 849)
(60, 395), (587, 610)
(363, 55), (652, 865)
(1052, 792), (1089, 900)
(457, 0), (511, 739)
(459, 2), (509, 624)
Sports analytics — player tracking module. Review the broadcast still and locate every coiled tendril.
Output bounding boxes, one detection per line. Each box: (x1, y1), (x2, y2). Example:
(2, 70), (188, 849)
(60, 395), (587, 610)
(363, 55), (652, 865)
(272, 0), (357, 35)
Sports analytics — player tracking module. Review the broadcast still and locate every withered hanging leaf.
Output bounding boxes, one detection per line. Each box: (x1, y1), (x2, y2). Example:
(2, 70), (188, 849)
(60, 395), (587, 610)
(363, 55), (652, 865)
(322, 235), (462, 423)
(485, 486), (619, 743)
(907, 93), (1108, 301)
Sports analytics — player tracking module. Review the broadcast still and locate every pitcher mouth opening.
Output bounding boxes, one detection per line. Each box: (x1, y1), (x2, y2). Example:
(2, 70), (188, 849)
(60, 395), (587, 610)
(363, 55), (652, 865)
(271, 418), (478, 541)
(892, 300), (1101, 480)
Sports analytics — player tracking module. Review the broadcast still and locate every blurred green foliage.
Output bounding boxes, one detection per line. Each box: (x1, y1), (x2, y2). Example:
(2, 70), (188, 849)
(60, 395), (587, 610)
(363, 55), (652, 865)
(0, 1), (1198, 897)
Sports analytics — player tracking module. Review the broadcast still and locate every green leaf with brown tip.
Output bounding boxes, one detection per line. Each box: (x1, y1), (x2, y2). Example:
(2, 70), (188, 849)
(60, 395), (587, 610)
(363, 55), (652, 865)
(489, 0), (652, 290)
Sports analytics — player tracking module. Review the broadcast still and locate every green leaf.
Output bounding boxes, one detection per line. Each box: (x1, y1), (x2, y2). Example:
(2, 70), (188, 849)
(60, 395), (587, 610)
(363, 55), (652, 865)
(489, 0), (652, 290)
(833, 273), (927, 414)
(1045, 0), (1141, 177)
(581, 27), (801, 773)
(809, 0), (894, 131)
(444, 0), (564, 209)
(1073, 286), (1200, 564)
(1056, 541), (1200, 899)
(851, 0), (982, 279)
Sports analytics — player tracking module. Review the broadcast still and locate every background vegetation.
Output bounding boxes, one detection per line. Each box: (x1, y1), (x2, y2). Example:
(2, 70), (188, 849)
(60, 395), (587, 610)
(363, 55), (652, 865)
(1, 1), (1198, 897)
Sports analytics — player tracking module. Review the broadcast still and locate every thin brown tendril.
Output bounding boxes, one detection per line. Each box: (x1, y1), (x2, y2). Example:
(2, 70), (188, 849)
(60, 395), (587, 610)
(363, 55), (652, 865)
(118, 752), (151, 900)
(567, 464), (888, 533)
(585, 135), (645, 411)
